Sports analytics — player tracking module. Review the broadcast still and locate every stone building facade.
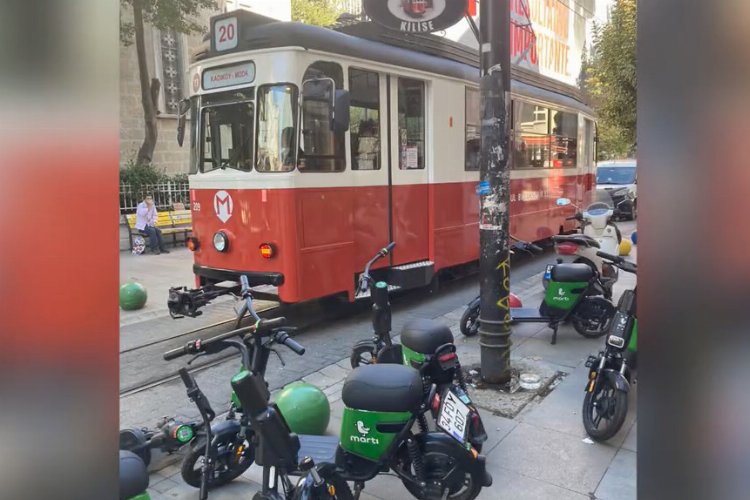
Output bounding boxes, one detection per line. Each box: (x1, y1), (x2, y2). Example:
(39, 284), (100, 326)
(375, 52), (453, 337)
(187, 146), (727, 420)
(119, 0), (291, 175)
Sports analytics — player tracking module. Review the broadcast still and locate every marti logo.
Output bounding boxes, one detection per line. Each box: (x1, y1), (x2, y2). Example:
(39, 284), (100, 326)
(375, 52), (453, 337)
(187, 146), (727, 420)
(552, 287), (570, 302)
(351, 420), (379, 445)
(214, 191), (233, 223)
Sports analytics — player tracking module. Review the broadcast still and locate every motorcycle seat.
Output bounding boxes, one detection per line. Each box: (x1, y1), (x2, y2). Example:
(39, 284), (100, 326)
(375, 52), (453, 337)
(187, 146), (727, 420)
(400, 318), (454, 356)
(119, 450), (149, 500)
(342, 364), (423, 413)
(550, 263), (595, 282)
(553, 234), (600, 248)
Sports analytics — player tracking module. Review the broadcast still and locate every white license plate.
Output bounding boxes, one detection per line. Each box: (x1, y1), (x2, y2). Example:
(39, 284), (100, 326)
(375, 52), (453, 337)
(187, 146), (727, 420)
(437, 390), (472, 444)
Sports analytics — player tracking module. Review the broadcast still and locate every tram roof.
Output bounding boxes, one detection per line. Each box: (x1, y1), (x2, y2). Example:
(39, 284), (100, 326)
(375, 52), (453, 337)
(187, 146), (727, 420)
(195, 13), (593, 115)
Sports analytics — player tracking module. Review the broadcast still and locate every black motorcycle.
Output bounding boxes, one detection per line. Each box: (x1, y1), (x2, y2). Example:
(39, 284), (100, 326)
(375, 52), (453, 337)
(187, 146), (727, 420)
(582, 251), (637, 442)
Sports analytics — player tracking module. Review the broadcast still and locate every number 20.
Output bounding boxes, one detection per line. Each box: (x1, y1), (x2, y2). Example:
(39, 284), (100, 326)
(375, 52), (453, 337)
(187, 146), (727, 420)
(218, 24), (235, 43)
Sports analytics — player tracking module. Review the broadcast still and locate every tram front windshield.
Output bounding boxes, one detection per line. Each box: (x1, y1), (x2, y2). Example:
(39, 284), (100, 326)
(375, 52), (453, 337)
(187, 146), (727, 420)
(201, 101), (254, 172)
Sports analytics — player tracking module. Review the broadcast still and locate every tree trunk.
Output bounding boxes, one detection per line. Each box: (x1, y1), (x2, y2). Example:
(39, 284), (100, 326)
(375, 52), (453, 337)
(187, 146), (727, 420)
(133, 1), (161, 165)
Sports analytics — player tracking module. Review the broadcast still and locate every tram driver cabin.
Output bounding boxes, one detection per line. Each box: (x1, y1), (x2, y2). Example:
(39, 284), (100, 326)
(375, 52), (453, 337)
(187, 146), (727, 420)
(181, 11), (596, 304)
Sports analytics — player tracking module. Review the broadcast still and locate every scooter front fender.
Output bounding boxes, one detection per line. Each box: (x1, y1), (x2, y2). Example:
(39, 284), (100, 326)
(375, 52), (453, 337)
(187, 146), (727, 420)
(209, 419), (243, 443)
(602, 368), (630, 393)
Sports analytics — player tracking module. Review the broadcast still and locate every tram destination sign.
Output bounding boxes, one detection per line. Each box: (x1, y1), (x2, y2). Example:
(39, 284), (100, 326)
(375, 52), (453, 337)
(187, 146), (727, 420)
(362, 0), (468, 34)
(202, 62), (256, 91)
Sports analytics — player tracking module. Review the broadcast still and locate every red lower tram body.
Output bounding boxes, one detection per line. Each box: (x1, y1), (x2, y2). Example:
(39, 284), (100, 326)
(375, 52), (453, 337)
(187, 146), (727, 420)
(189, 173), (593, 304)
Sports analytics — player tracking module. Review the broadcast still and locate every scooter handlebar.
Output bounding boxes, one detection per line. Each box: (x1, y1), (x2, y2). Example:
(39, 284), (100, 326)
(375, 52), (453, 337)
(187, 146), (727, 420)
(163, 317), (287, 360)
(274, 331), (306, 356)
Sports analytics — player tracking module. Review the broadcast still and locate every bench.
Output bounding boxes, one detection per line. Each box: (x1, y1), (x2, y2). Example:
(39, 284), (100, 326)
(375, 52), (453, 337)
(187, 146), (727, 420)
(125, 208), (193, 252)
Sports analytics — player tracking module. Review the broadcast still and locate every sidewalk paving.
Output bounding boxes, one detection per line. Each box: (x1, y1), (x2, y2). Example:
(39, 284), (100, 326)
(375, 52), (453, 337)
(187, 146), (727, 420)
(143, 247), (638, 500)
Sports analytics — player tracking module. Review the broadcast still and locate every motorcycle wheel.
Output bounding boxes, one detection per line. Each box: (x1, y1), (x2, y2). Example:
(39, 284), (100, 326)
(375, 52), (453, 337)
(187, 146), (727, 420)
(571, 297), (615, 338)
(582, 377), (628, 442)
(402, 450), (483, 500)
(180, 434), (254, 488)
(459, 304), (480, 337)
(350, 343), (377, 368)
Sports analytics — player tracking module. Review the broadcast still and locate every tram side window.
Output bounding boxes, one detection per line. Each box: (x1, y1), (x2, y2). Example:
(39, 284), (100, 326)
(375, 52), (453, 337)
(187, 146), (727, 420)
(465, 87), (480, 171)
(201, 101), (254, 172)
(513, 101), (550, 169)
(398, 78), (426, 170)
(584, 118), (594, 165)
(550, 110), (578, 167)
(299, 61), (346, 172)
(349, 69), (381, 170)
(256, 84), (298, 172)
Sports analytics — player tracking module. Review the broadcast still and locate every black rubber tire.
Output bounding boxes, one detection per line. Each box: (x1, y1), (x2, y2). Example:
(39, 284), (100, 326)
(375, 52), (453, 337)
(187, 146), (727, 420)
(180, 434), (254, 489)
(459, 304), (480, 337)
(350, 343), (377, 368)
(402, 450), (484, 500)
(582, 377), (628, 442)
(571, 297), (615, 338)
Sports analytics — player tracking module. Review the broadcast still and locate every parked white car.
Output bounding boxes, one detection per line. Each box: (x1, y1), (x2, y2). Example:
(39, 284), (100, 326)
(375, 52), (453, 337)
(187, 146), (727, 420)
(596, 160), (637, 220)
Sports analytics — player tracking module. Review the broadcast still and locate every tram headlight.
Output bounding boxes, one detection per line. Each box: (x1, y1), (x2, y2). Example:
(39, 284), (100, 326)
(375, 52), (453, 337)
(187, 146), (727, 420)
(213, 231), (229, 252)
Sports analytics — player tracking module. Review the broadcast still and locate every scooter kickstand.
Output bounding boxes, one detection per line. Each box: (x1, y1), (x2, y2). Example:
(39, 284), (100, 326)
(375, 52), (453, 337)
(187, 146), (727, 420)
(550, 324), (558, 345)
(353, 481), (365, 500)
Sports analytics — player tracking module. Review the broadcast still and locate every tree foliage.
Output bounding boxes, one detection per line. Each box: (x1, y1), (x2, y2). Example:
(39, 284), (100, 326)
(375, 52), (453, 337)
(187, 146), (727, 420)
(291, 0), (342, 27)
(120, 0), (216, 165)
(120, 0), (216, 46)
(584, 0), (636, 159)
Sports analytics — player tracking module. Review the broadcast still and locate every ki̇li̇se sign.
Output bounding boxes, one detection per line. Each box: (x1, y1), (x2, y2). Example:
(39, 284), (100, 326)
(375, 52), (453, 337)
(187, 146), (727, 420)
(362, 0), (469, 34)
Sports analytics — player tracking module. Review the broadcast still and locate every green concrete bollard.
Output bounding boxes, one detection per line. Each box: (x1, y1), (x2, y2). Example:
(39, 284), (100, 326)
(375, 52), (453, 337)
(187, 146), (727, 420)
(120, 282), (148, 310)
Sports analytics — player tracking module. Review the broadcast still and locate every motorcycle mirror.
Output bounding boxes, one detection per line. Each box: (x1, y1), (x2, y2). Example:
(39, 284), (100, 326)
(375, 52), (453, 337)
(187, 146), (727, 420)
(556, 198), (572, 206)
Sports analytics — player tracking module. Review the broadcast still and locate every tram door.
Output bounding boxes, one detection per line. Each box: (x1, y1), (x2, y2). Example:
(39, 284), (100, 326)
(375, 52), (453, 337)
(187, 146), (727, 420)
(386, 75), (430, 265)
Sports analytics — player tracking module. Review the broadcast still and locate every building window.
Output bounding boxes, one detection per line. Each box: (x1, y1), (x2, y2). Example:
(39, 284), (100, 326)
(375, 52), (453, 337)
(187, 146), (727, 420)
(299, 61), (346, 172)
(398, 78), (426, 170)
(349, 69), (380, 170)
(465, 87), (480, 171)
(159, 28), (185, 115)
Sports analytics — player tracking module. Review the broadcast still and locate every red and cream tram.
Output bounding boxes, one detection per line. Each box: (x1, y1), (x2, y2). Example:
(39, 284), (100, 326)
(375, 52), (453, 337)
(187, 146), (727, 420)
(183, 11), (596, 304)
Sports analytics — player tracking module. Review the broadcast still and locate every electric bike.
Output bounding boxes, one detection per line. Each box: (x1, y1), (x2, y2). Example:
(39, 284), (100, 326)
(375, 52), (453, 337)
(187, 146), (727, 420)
(544, 196), (622, 295)
(459, 236), (542, 337)
(119, 416), (202, 468)
(179, 275), (274, 488)
(166, 319), (493, 500)
(582, 251), (637, 442)
(349, 243), (489, 452)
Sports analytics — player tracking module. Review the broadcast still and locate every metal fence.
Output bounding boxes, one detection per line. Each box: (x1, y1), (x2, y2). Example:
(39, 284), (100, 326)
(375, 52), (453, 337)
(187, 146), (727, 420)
(120, 182), (190, 214)
(333, 0), (364, 16)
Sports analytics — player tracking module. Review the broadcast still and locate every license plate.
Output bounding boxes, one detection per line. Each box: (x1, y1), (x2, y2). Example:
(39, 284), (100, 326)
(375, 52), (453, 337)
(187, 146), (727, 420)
(437, 390), (472, 444)
(544, 265), (553, 280)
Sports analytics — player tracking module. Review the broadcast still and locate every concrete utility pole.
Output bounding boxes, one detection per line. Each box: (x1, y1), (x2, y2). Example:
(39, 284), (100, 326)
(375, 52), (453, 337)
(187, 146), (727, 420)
(478, 0), (513, 384)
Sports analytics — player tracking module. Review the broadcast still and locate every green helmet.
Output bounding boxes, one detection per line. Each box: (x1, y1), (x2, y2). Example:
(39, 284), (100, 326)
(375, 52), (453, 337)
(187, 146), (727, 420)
(274, 382), (330, 435)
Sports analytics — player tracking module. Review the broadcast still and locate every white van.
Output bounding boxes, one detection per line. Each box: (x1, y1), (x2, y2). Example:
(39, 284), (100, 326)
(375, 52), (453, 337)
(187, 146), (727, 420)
(596, 160), (637, 220)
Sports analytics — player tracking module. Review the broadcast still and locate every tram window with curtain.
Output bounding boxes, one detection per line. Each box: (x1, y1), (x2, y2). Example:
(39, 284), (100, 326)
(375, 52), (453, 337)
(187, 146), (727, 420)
(299, 61), (346, 172)
(513, 100), (550, 169)
(398, 78), (426, 170)
(349, 68), (380, 170)
(465, 87), (480, 171)
(550, 109), (578, 167)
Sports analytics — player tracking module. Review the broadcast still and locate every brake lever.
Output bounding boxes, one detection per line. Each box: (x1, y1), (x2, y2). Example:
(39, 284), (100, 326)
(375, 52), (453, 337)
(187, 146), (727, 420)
(270, 348), (285, 367)
(187, 352), (208, 366)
